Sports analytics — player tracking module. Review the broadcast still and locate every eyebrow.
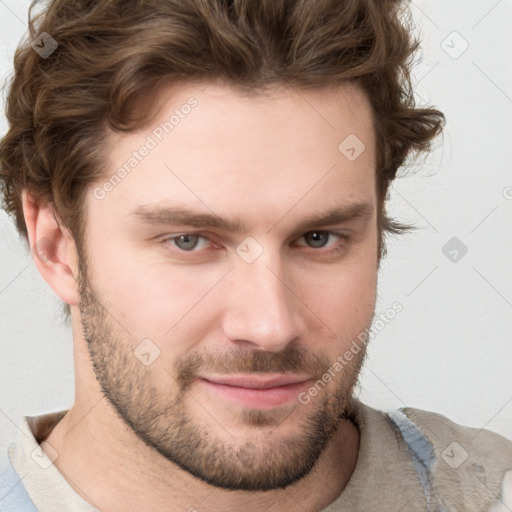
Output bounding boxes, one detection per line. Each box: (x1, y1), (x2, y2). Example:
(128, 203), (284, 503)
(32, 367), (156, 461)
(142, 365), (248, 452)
(129, 201), (374, 234)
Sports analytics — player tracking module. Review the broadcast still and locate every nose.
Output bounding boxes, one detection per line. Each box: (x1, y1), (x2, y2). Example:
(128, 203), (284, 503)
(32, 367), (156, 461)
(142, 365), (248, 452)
(221, 253), (305, 352)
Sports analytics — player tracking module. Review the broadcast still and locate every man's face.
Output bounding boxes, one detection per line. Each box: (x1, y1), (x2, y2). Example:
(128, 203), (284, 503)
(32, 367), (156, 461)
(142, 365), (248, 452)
(76, 81), (378, 490)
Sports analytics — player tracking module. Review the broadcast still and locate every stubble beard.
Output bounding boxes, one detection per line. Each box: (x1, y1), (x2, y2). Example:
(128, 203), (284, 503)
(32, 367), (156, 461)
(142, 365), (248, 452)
(77, 263), (368, 491)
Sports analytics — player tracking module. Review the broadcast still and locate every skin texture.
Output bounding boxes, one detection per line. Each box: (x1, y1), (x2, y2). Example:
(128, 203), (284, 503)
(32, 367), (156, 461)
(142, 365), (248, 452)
(23, 80), (379, 511)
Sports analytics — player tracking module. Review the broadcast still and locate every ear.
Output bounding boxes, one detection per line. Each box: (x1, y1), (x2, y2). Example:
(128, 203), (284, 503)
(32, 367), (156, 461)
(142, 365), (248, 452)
(21, 190), (80, 307)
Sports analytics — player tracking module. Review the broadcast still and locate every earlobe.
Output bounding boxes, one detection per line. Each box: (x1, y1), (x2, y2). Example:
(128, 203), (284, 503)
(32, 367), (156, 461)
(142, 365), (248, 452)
(21, 190), (80, 307)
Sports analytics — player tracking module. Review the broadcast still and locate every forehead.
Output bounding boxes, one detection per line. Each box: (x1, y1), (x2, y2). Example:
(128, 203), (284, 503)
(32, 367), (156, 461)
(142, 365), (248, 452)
(92, 80), (377, 230)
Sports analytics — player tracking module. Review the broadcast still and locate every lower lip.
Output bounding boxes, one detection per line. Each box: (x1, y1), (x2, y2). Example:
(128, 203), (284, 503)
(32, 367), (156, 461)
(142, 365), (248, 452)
(199, 379), (310, 409)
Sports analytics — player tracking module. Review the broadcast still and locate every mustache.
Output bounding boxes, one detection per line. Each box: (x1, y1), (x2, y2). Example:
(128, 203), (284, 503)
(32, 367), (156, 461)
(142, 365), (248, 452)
(174, 345), (331, 390)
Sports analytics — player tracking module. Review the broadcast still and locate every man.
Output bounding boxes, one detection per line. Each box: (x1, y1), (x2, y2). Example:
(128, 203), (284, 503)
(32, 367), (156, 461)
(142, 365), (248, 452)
(0, 0), (510, 510)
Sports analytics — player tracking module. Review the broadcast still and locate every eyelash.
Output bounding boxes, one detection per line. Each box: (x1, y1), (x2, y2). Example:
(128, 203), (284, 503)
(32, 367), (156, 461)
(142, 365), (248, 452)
(160, 231), (351, 255)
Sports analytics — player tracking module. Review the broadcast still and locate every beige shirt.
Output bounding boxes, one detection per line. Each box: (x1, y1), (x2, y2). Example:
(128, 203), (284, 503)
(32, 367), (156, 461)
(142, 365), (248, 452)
(5, 400), (512, 511)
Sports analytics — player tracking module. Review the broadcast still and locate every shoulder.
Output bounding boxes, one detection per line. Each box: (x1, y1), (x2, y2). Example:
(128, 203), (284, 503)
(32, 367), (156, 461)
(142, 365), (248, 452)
(398, 407), (512, 463)
(0, 445), (38, 512)
(389, 406), (512, 512)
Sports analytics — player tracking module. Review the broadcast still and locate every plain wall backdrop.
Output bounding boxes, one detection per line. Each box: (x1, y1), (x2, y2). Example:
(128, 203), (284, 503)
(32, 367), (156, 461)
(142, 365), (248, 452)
(1, 0), (511, 459)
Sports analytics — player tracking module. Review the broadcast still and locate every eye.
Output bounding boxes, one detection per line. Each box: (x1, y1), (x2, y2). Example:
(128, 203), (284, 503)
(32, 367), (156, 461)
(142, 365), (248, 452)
(297, 231), (350, 250)
(166, 234), (211, 251)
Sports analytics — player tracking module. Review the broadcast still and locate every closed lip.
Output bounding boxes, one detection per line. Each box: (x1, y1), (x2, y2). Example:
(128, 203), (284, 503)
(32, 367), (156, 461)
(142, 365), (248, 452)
(199, 374), (312, 389)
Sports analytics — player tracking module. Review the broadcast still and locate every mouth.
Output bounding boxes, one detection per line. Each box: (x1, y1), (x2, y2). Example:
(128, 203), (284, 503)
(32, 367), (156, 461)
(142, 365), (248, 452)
(197, 374), (313, 409)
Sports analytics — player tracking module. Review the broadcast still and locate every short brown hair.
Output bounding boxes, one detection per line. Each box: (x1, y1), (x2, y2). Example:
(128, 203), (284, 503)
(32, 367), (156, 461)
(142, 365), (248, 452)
(0, 0), (444, 318)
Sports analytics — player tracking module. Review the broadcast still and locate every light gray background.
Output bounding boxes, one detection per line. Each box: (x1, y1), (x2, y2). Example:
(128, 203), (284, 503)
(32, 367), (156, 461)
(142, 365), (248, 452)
(1, 0), (511, 458)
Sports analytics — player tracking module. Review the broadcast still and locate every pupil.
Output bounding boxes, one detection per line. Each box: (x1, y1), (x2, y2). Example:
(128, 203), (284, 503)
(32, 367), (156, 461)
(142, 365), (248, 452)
(177, 234), (197, 250)
(308, 232), (327, 248)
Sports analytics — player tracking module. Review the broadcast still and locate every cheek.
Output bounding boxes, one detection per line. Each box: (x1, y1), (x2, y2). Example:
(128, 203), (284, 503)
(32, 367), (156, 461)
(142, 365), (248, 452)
(88, 245), (226, 351)
(316, 273), (376, 324)
(304, 255), (377, 344)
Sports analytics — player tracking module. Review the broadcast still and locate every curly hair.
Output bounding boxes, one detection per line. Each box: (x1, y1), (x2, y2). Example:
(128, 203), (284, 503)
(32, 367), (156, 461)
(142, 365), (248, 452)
(0, 0), (444, 318)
